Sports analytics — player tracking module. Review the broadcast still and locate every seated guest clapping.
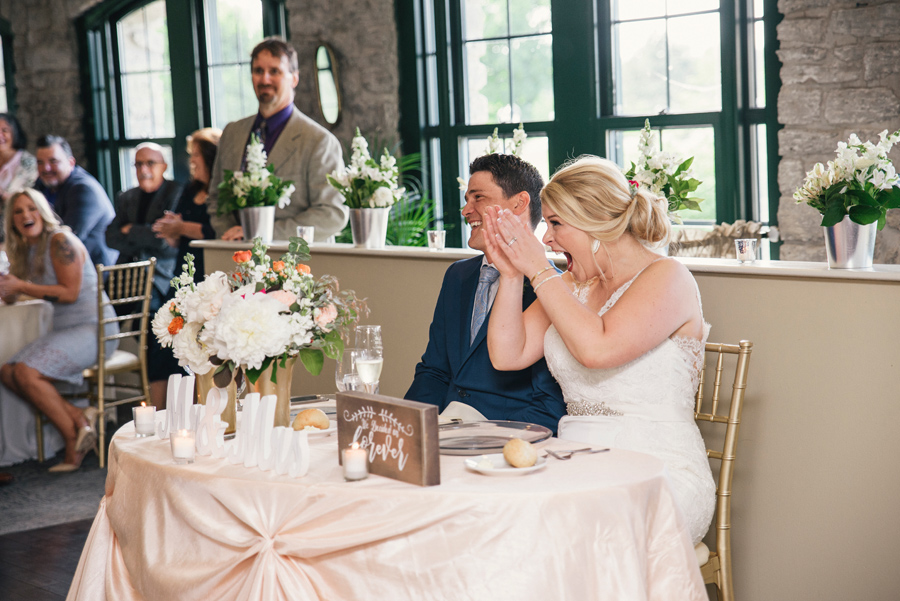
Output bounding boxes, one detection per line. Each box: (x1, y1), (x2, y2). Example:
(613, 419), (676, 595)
(405, 153), (565, 432)
(0, 189), (119, 472)
(483, 156), (715, 543)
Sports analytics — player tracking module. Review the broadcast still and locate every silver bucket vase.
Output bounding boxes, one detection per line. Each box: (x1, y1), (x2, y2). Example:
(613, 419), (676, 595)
(239, 206), (276, 243)
(350, 208), (390, 249)
(823, 215), (876, 269)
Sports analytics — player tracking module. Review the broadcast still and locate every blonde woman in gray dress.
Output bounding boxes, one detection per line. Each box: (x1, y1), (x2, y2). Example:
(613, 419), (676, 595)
(0, 189), (117, 472)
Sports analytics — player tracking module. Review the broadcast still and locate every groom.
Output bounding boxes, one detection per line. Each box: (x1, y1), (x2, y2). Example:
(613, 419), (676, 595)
(405, 153), (565, 433)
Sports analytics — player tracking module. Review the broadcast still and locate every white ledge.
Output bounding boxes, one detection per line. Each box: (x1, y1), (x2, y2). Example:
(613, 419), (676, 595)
(190, 240), (900, 283)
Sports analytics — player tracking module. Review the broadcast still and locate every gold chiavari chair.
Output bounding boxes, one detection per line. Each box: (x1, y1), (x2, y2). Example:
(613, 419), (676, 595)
(35, 259), (156, 468)
(694, 340), (753, 601)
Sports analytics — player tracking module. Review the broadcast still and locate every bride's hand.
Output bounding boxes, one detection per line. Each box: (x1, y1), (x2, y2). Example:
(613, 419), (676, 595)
(482, 207), (520, 279)
(484, 206), (548, 277)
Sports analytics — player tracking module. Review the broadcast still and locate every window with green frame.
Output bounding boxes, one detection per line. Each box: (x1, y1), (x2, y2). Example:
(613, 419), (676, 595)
(0, 18), (17, 113)
(398, 0), (781, 250)
(78, 0), (285, 198)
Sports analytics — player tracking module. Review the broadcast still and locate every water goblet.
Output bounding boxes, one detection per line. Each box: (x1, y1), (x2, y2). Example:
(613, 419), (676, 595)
(335, 347), (363, 392)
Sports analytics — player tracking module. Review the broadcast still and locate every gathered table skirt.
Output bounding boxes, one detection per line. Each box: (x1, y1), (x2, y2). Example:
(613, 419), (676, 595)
(0, 299), (63, 465)
(68, 417), (706, 601)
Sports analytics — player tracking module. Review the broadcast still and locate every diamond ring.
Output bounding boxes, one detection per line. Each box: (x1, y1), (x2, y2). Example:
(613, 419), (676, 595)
(507, 237), (518, 247)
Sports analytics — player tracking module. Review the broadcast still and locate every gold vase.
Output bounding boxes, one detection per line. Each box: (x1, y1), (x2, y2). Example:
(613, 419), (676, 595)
(249, 356), (297, 428)
(195, 369), (237, 435)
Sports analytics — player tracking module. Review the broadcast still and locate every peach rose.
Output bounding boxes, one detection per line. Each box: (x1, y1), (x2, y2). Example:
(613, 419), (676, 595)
(272, 260), (286, 272)
(315, 303), (338, 330)
(268, 289), (297, 307)
(296, 264), (311, 275)
(232, 250), (253, 263)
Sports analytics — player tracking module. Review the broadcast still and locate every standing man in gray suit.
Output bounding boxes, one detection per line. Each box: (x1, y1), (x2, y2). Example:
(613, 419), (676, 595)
(207, 37), (348, 242)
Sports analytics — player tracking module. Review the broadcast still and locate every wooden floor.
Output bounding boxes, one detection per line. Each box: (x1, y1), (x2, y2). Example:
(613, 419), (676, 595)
(0, 519), (92, 600)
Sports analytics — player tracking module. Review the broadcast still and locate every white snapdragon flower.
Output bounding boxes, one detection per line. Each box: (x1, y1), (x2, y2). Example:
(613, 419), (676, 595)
(245, 138), (268, 174)
(511, 123), (527, 156)
(380, 151), (397, 171)
(278, 184), (295, 209)
(485, 128), (502, 154)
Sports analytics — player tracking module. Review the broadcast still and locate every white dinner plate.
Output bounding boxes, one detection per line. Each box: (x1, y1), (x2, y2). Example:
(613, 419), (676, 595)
(464, 453), (548, 476)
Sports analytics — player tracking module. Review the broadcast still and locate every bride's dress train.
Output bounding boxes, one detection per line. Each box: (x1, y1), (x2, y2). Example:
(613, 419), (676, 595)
(545, 269), (715, 544)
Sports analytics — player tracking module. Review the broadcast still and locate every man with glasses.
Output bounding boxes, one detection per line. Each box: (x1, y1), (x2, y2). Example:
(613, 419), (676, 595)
(207, 36), (348, 242)
(34, 135), (118, 268)
(106, 142), (181, 310)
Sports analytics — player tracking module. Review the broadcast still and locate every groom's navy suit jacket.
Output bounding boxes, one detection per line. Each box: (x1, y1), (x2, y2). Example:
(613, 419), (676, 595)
(405, 255), (566, 433)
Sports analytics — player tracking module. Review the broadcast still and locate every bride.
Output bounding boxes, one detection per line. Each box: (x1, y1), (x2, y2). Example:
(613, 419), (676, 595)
(483, 156), (714, 544)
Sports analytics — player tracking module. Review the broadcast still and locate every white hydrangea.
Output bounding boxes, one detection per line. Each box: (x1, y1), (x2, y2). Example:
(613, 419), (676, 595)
(370, 186), (395, 207)
(209, 293), (293, 370)
(180, 272), (230, 325)
(172, 321), (213, 374)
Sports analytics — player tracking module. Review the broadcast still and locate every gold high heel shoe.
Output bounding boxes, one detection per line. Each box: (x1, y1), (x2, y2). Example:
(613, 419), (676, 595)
(75, 407), (100, 454)
(48, 450), (87, 473)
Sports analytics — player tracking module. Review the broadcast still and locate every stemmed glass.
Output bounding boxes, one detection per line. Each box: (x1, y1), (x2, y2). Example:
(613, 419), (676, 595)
(335, 347), (363, 392)
(354, 325), (383, 394)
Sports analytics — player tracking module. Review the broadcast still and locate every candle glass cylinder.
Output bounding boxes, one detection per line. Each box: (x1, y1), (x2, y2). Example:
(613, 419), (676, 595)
(132, 405), (157, 438)
(427, 230), (446, 251)
(735, 238), (758, 264)
(342, 446), (369, 481)
(171, 429), (196, 464)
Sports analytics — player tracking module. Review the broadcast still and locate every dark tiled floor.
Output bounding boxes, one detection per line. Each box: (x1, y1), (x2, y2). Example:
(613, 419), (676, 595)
(0, 519), (91, 601)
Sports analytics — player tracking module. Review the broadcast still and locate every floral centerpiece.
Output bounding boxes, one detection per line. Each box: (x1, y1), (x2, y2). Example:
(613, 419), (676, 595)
(794, 129), (900, 229)
(153, 237), (366, 426)
(326, 128), (406, 209)
(624, 119), (703, 222)
(217, 134), (295, 213)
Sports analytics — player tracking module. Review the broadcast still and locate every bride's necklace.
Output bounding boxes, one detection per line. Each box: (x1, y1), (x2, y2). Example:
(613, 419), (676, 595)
(569, 273), (599, 304)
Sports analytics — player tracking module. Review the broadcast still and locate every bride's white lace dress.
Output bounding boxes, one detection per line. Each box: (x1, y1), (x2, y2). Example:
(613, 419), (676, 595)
(545, 268), (715, 544)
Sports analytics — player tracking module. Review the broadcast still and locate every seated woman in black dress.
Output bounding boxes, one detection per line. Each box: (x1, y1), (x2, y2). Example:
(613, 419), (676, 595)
(149, 127), (221, 407)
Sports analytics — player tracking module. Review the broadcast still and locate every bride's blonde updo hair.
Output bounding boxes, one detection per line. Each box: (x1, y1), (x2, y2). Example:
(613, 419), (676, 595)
(541, 155), (670, 248)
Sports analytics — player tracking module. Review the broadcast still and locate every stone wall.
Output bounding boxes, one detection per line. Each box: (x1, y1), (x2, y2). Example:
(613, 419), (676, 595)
(0, 0), (399, 163)
(777, 0), (900, 262)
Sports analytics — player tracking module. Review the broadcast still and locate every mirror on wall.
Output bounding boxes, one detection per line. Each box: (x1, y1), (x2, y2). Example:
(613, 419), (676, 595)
(315, 44), (341, 126)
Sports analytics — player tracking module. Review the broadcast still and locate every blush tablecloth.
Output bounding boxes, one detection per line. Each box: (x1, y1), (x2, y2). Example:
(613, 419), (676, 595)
(0, 299), (64, 465)
(67, 420), (706, 601)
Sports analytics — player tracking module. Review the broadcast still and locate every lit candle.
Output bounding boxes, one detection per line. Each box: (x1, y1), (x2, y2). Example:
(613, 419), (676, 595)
(132, 403), (156, 437)
(171, 429), (196, 464)
(342, 442), (368, 481)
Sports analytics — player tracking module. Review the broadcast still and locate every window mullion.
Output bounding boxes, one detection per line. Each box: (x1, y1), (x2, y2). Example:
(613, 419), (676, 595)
(165, 0), (200, 184)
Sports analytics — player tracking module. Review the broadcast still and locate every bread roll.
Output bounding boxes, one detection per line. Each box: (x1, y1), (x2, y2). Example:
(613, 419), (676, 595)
(503, 438), (537, 468)
(292, 408), (330, 431)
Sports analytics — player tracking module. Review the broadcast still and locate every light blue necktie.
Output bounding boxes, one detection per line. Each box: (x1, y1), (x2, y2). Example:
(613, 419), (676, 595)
(471, 265), (500, 344)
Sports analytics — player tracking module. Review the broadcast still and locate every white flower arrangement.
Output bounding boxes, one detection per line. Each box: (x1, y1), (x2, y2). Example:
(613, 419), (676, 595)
(794, 129), (900, 229)
(153, 238), (367, 384)
(327, 128), (406, 209)
(624, 119), (703, 223)
(216, 134), (296, 215)
(458, 123), (528, 190)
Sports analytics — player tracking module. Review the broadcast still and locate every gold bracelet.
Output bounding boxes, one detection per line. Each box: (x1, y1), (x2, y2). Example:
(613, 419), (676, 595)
(529, 265), (554, 285)
(533, 273), (561, 292)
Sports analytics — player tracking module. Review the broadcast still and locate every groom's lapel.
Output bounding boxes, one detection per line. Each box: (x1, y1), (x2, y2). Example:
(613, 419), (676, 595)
(457, 259), (481, 366)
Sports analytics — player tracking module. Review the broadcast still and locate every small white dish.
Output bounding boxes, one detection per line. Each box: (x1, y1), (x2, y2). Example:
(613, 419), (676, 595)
(464, 453), (547, 476)
(299, 420), (337, 438)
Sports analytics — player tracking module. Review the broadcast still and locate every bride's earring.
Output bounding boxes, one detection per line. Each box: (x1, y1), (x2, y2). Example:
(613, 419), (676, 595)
(591, 239), (601, 255)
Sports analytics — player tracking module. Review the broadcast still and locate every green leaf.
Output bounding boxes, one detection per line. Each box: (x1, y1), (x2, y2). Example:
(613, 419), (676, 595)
(821, 199), (848, 227)
(680, 199), (703, 212)
(299, 348), (324, 376)
(881, 186), (900, 209)
(322, 330), (344, 360)
(847, 204), (882, 225)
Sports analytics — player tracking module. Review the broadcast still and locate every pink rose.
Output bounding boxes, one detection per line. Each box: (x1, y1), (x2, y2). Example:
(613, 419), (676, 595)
(315, 304), (338, 330)
(268, 289), (297, 307)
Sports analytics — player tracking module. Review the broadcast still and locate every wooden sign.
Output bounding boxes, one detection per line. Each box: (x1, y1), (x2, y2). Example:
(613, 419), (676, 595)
(336, 392), (440, 487)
